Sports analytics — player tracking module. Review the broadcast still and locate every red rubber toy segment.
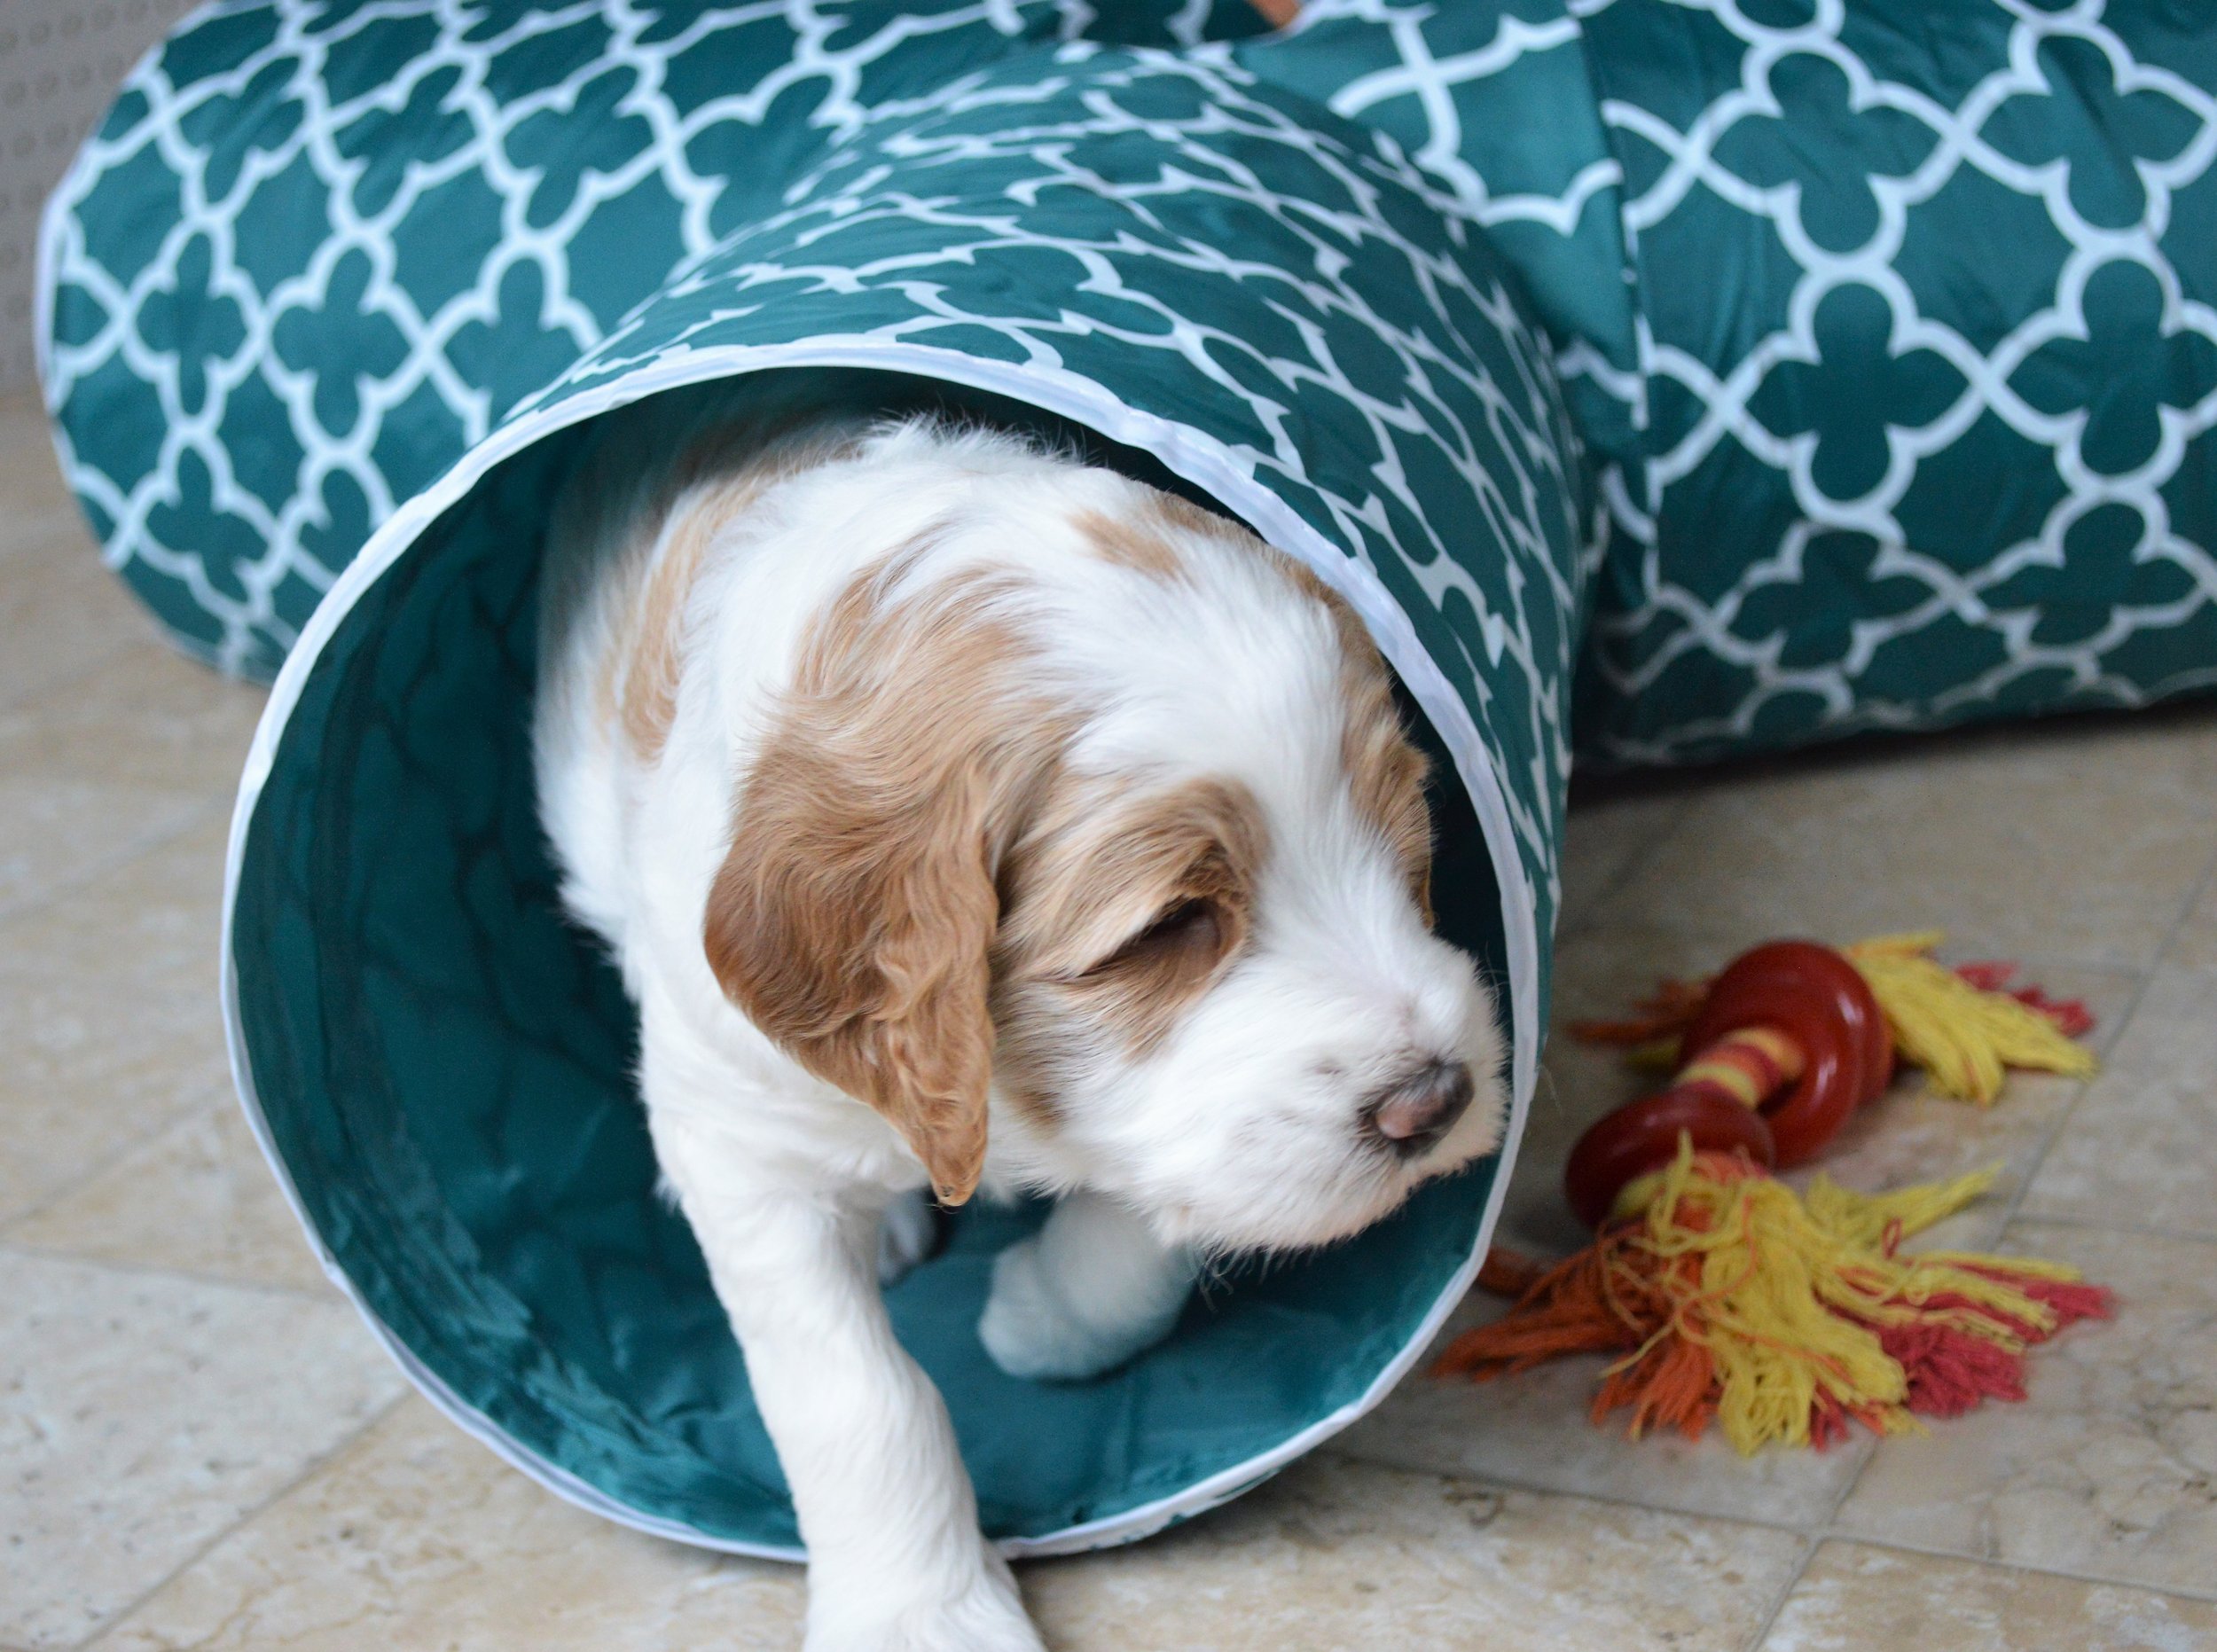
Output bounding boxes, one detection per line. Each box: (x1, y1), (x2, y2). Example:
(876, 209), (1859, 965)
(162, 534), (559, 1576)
(1563, 1088), (1777, 1231)
(1682, 941), (1888, 1167)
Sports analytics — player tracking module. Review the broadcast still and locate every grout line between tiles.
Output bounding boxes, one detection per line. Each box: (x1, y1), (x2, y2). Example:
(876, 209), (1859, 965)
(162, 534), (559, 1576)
(1994, 837), (2217, 1241)
(1810, 966), (2137, 1556)
(1477, 771), (2215, 1641)
(1554, 791), (1699, 943)
(1999, 1210), (2217, 1247)
(0, 1238), (341, 1305)
(0, 791), (234, 929)
(1790, 1424), (1887, 1599)
(67, 1390), (414, 1651)
(1798, 1527), (2217, 1608)
(1316, 1445), (1822, 1545)
(1777, 842), (2217, 1634)
(1349, 1430), (2217, 1640)
(0, 617), (135, 717)
(1740, 1532), (1821, 1652)
(0, 1081), (234, 1240)
(1328, 1446), (1853, 1651)
(1971, 951), (2166, 990)
(0, 505), (90, 560)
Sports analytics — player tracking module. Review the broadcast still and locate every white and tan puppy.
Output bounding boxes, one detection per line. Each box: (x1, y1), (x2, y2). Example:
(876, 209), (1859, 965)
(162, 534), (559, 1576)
(535, 402), (1506, 1652)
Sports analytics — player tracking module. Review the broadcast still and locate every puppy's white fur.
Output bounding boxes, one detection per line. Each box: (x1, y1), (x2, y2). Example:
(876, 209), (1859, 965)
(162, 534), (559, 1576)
(536, 407), (1505, 1651)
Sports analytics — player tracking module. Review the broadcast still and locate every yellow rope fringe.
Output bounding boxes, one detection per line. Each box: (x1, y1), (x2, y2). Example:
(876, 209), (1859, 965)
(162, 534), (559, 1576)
(1620, 1144), (2080, 1453)
(1845, 931), (2096, 1103)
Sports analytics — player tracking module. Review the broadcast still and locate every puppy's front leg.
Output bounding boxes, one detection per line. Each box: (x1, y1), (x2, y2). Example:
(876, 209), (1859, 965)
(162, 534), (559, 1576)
(650, 1114), (1039, 1651)
(979, 1191), (1198, 1382)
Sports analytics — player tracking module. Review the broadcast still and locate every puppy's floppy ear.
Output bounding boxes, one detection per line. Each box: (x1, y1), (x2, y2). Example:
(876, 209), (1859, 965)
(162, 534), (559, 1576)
(702, 564), (1041, 1205)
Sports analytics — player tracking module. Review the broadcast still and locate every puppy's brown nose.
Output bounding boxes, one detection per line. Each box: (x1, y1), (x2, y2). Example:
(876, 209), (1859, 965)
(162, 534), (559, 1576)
(1362, 1060), (1476, 1159)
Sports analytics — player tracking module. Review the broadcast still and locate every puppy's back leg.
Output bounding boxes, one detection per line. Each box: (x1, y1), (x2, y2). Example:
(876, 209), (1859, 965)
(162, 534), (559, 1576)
(978, 1191), (1198, 1382)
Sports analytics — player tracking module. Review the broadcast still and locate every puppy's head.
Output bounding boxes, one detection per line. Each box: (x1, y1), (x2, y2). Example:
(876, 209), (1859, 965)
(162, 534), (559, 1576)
(707, 443), (1504, 1254)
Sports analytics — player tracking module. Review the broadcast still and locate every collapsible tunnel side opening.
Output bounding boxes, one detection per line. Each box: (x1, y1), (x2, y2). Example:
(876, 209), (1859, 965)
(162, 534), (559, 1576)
(227, 365), (1523, 1554)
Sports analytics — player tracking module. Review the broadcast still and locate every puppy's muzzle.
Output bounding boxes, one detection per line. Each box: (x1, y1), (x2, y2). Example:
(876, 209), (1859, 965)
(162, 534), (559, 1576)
(1361, 1059), (1476, 1159)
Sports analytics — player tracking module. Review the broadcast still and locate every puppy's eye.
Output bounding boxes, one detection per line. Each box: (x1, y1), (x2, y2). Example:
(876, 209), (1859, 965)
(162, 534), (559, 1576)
(1090, 897), (1222, 975)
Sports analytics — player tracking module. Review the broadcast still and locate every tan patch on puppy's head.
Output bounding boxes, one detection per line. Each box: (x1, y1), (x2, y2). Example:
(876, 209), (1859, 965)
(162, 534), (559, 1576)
(615, 494), (722, 760)
(1273, 554), (1434, 920)
(1153, 490), (1255, 542)
(605, 429), (860, 763)
(1338, 654), (1433, 923)
(1076, 508), (1185, 582)
(702, 547), (1066, 1204)
(1077, 490), (1265, 583)
(991, 777), (1264, 1116)
(1091, 488), (1431, 923)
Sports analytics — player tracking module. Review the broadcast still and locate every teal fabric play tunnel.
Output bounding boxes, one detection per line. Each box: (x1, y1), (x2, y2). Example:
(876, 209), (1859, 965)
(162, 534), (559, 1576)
(38, 0), (2217, 1555)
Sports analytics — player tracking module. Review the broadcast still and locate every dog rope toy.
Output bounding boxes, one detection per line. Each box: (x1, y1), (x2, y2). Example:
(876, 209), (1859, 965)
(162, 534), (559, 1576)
(1437, 934), (2111, 1453)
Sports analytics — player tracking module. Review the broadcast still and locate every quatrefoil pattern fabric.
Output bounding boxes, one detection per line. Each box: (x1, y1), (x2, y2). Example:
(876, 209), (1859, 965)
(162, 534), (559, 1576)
(46, 0), (1604, 955)
(43, 0), (2217, 783)
(23, 0), (2211, 849)
(1250, 0), (2217, 763)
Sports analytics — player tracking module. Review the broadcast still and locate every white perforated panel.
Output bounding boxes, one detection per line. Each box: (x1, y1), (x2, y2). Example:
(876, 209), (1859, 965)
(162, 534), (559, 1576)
(0, 0), (198, 393)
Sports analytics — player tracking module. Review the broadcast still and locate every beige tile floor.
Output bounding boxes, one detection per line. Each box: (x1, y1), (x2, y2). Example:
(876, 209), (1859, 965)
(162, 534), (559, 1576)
(1, 387), (2213, 1649)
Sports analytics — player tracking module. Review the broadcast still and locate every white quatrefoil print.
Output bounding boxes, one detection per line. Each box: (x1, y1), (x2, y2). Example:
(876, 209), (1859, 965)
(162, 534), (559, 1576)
(38, 0), (2217, 796)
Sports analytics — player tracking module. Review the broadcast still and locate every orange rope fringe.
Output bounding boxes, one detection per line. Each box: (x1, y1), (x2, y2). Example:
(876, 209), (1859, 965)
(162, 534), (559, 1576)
(1439, 1147), (2110, 1452)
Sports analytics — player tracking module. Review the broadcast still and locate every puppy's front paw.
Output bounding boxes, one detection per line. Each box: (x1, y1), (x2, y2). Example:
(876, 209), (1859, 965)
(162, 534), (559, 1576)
(977, 1227), (1188, 1382)
(806, 1551), (1042, 1652)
